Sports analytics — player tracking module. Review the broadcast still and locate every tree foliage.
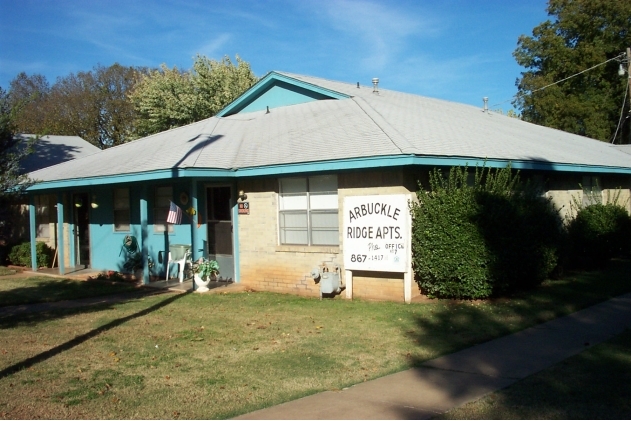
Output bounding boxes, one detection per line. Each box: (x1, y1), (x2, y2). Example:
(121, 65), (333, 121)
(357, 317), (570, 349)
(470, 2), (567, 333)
(0, 88), (35, 245)
(513, 0), (631, 143)
(9, 64), (146, 149)
(130, 55), (258, 136)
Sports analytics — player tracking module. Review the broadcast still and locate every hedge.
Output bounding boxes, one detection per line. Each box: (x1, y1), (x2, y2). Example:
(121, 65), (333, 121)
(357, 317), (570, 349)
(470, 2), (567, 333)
(567, 203), (631, 270)
(8, 241), (53, 268)
(411, 165), (564, 299)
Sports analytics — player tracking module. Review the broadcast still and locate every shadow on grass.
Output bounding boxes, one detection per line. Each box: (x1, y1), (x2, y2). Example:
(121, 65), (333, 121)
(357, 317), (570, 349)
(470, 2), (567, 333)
(435, 329), (631, 419)
(0, 291), (188, 381)
(0, 276), (139, 308)
(396, 259), (631, 418)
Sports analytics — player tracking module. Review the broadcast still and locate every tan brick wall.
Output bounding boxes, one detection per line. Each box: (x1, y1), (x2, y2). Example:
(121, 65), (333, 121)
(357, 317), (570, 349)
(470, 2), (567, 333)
(235, 169), (630, 302)
(351, 271), (405, 302)
(236, 170), (416, 300)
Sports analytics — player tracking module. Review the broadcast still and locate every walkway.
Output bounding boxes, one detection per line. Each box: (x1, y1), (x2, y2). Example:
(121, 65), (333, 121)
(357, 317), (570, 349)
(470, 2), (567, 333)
(235, 292), (631, 419)
(0, 270), (245, 318)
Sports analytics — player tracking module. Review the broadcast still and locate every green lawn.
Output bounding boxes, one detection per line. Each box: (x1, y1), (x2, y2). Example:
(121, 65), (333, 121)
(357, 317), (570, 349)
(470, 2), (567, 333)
(0, 267), (16, 277)
(0, 260), (629, 419)
(0, 273), (140, 307)
(440, 328), (631, 419)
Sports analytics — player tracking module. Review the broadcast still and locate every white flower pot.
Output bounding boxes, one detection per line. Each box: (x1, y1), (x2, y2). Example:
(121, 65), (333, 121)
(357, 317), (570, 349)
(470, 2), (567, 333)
(194, 273), (211, 292)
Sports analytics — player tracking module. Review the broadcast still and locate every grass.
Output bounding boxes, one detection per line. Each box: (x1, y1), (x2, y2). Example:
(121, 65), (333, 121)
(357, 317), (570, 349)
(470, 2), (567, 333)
(0, 259), (629, 419)
(0, 267), (16, 277)
(0, 275), (140, 307)
(440, 328), (631, 419)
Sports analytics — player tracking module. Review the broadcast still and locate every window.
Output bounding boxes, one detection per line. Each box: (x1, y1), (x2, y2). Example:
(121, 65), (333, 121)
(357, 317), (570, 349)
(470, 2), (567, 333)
(113, 188), (130, 231)
(34, 195), (51, 238)
(582, 176), (602, 206)
(154, 186), (174, 233)
(279, 175), (338, 245)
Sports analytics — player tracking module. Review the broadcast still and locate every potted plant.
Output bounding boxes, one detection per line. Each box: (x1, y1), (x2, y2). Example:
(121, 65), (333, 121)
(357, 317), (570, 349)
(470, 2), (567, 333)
(193, 257), (219, 292)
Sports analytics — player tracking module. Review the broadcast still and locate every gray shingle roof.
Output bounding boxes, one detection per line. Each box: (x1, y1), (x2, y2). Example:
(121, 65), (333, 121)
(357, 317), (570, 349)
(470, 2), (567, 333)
(18, 134), (100, 174)
(28, 72), (631, 184)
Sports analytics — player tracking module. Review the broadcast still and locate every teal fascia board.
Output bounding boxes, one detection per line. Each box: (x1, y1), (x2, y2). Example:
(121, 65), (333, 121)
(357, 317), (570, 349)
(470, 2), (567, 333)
(26, 155), (631, 192)
(216, 72), (350, 117)
(234, 155), (631, 177)
(26, 168), (237, 191)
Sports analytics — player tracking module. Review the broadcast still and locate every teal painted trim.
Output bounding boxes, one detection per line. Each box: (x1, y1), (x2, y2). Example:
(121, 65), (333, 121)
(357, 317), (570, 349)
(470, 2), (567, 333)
(216, 71), (349, 117)
(57, 194), (65, 275)
(234, 155), (631, 177)
(25, 155), (631, 194)
(231, 182), (240, 283)
(28, 198), (37, 271)
(140, 186), (149, 285)
(190, 179), (199, 262)
(26, 168), (236, 191)
(68, 218), (75, 269)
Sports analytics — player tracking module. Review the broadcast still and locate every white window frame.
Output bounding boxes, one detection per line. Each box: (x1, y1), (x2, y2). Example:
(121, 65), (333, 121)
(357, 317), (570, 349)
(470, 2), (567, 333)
(278, 175), (339, 246)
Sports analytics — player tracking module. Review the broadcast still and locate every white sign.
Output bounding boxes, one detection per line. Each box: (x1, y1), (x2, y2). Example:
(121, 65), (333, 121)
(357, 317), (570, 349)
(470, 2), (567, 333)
(343, 194), (410, 272)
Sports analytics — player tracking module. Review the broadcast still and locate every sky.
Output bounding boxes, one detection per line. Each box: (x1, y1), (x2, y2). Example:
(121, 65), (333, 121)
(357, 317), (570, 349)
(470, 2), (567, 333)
(0, 0), (551, 113)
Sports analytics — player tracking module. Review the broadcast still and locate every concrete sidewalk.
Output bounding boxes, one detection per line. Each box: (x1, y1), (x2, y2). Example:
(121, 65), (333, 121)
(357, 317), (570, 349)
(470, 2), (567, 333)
(235, 292), (631, 420)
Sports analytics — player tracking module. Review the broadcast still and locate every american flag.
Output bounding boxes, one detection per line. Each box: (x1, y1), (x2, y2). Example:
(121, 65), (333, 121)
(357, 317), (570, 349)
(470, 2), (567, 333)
(166, 201), (182, 224)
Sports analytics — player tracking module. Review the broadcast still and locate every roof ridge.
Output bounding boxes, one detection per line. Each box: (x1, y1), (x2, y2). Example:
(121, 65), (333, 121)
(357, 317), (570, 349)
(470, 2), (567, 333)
(350, 96), (416, 154)
(190, 117), (221, 167)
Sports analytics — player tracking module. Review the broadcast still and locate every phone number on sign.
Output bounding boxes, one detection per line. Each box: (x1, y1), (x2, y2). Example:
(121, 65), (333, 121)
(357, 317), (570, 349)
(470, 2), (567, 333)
(349, 254), (386, 263)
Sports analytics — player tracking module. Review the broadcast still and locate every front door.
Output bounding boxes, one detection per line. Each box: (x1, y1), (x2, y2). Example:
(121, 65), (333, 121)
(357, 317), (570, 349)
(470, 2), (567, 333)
(206, 187), (233, 281)
(73, 193), (90, 268)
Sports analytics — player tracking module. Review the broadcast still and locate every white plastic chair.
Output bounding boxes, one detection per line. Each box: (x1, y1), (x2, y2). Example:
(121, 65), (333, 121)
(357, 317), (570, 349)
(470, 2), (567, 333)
(165, 250), (192, 283)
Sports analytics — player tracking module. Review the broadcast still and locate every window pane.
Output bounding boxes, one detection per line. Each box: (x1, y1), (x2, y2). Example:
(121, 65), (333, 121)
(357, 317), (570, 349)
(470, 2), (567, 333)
(35, 195), (50, 238)
(280, 193), (307, 210)
(279, 211), (308, 245)
(154, 185), (174, 233)
(280, 178), (307, 194)
(582, 176), (602, 206)
(114, 188), (130, 209)
(310, 211), (338, 246)
(155, 186), (172, 208)
(37, 224), (49, 238)
(310, 192), (338, 209)
(311, 229), (338, 245)
(311, 211), (338, 229)
(309, 175), (337, 192)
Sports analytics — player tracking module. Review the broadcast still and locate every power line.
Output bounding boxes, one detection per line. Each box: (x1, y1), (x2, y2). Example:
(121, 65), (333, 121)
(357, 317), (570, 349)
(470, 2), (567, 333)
(491, 52), (627, 108)
(610, 74), (629, 144)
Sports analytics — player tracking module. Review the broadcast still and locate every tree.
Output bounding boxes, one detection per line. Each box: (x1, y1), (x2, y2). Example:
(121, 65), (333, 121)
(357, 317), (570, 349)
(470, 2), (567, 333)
(9, 64), (145, 149)
(0, 87), (35, 247)
(8, 72), (50, 134)
(130, 55), (258, 136)
(513, 0), (631, 143)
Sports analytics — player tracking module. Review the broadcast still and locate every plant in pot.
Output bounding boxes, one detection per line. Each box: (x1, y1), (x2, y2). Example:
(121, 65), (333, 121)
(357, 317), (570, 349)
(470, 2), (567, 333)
(193, 257), (219, 292)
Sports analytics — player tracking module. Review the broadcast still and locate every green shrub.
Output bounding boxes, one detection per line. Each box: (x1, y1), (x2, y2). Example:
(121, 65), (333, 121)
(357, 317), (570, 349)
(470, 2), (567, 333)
(567, 203), (631, 270)
(8, 241), (53, 268)
(411, 165), (564, 299)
